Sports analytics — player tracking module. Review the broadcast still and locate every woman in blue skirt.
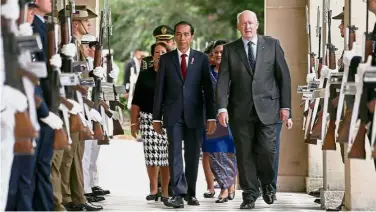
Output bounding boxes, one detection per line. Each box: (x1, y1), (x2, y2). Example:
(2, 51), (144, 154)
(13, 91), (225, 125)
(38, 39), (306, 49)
(202, 40), (237, 203)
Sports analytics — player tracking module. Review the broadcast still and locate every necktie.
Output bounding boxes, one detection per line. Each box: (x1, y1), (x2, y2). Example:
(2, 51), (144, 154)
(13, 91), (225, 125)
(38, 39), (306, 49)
(181, 54), (187, 79)
(248, 41), (256, 71)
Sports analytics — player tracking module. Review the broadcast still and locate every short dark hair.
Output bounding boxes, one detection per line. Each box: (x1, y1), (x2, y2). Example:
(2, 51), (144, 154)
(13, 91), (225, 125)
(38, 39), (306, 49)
(203, 41), (215, 55)
(174, 21), (195, 35)
(150, 42), (171, 56)
(213, 40), (228, 49)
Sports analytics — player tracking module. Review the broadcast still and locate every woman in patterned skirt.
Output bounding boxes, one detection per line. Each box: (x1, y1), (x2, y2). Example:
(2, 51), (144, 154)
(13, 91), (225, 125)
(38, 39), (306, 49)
(131, 42), (171, 202)
(202, 40), (237, 203)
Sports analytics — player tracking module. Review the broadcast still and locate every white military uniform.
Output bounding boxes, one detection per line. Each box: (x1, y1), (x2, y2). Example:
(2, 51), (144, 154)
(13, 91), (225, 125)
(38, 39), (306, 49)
(82, 45), (120, 194)
(0, 24), (15, 211)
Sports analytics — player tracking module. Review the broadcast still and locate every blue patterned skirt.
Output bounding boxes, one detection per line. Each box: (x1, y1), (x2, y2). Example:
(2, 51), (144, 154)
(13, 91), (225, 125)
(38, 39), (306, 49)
(202, 122), (237, 189)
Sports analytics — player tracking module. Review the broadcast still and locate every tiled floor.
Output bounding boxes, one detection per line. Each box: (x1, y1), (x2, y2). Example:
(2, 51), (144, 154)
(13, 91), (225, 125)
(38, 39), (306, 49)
(96, 139), (322, 211)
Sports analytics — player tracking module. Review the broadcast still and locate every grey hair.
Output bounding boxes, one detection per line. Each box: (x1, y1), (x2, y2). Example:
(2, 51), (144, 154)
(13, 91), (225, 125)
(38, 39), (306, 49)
(237, 10), (258, 23)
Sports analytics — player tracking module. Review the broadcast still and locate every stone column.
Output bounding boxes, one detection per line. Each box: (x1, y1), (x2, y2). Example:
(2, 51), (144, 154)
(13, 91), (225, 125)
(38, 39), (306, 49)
(343, 1), (376, 210)
(265, 0), (309, 192)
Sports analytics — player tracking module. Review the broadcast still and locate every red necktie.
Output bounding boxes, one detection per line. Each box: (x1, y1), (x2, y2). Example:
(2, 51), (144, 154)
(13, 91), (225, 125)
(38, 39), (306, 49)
(181, 54), (187, 79)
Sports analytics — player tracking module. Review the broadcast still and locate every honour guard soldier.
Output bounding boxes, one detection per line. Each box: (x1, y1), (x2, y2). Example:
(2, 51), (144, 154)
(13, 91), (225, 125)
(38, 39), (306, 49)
(81, 35), (111, 199)
(6, 0), (64, 211)
(0, 1), (32, 210)
(81, 34), (97, 70)
(123, 49), (143, 109)
(57, 6), (103, 211)
(140, 25), (175, 72)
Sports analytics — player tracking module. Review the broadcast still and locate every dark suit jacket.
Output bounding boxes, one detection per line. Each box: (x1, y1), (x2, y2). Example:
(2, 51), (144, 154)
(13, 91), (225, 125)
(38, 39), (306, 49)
(32, 15), (50, 118)
(153, 49), (216, 128)
(123, 58), (136, 92)
(217, 36), (291, 125)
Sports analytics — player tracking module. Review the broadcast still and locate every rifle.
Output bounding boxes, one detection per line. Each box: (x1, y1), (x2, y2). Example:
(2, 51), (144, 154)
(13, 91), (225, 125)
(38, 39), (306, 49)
(307, 5), (329, 142)
(301, 5), (316, 131)
(46, 0), (70, 150)
(335, 0), (358, 142)
(90, 9), (106, 141)
(303, 6), (322, 145)
(321, 7), (342, 150)
(347, 2), (375, 159)
(6, 0), (42, 155)
(103, 3), (125, 136)
(59, 2), (92, 141)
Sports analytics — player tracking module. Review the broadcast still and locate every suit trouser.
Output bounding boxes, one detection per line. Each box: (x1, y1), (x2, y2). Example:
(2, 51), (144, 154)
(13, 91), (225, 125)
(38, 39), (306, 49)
(60, 132), (87, 204)
(83, 140), (101, 194)
(272, 123), (282, 193)
(0, 122), (15, 211)
(5, 150), (36, 211)
(230, 116), (276, 202)
(51, 149), (65, 211)
(167, 118), (201, 197)
(32, 123), (54, 211)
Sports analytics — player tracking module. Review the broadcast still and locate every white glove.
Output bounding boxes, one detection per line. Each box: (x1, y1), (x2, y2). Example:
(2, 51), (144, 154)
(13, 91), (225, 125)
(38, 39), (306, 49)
(40, 112), (63, 129)
(18, 51), (32, 69)
(50, 54), (62, 69)
(1, 1), (20, 20)
(59, 103), (69, 112)
(61, 43), (76, 58)
(18, 23), (33, 36)
(67, 99), (82, 115)
(109, 64), (119, 79)
(306, 73), (316, 84)
(285, 118), (293, 130)
(2, 85), (28, 112)
(89, 108), (102, 123)
(93, 67), (105, 78)
(320, 65), (329, 77)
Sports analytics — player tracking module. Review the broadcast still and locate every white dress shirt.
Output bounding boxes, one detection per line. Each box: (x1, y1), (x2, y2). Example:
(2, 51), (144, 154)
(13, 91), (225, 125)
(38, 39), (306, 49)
(177, 48), (190, 67)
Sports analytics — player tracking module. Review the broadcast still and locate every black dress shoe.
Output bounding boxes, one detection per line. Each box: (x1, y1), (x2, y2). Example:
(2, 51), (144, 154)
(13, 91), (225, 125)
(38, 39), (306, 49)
(86, 195), (105, 203)
(163, 196), (184, 208)
(240, 200), (255, 209)
(203, 190), (215, 198)
(92, 186), (110, 196)
(146, 193), (160, 201)
(186, 197), (200, 206)
(79, 202), (103, 211)
(64, 202), (83, 211)
(261, 184), (275, 205)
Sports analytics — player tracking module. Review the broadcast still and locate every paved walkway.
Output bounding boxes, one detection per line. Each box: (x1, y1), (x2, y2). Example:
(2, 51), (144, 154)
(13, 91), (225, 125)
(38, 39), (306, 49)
(95, 139), (322, 211)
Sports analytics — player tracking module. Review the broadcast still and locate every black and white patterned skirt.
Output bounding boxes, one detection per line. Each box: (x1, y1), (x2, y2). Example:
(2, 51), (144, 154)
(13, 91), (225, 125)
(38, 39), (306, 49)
(140, 111), (169, 166)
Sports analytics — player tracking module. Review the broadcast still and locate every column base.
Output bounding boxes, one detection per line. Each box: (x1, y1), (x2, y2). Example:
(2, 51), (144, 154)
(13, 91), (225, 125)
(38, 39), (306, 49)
(305, 177), (323, 194)
(320, 189), (344, 210)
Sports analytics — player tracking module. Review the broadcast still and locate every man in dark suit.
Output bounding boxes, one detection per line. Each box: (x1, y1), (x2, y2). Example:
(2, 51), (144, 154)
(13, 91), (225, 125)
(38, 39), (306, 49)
(216, 10), (291, 209)
(123, 50), (142, 94)
(153, 21), (216, 208)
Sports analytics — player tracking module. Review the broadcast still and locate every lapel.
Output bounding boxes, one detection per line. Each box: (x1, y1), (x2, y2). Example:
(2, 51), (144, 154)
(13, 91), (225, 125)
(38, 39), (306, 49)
(254, 35), (265, 75)
(186, 49), (196, 79)
(172, 50), (183, 81)
(234, 38), (253, 76)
